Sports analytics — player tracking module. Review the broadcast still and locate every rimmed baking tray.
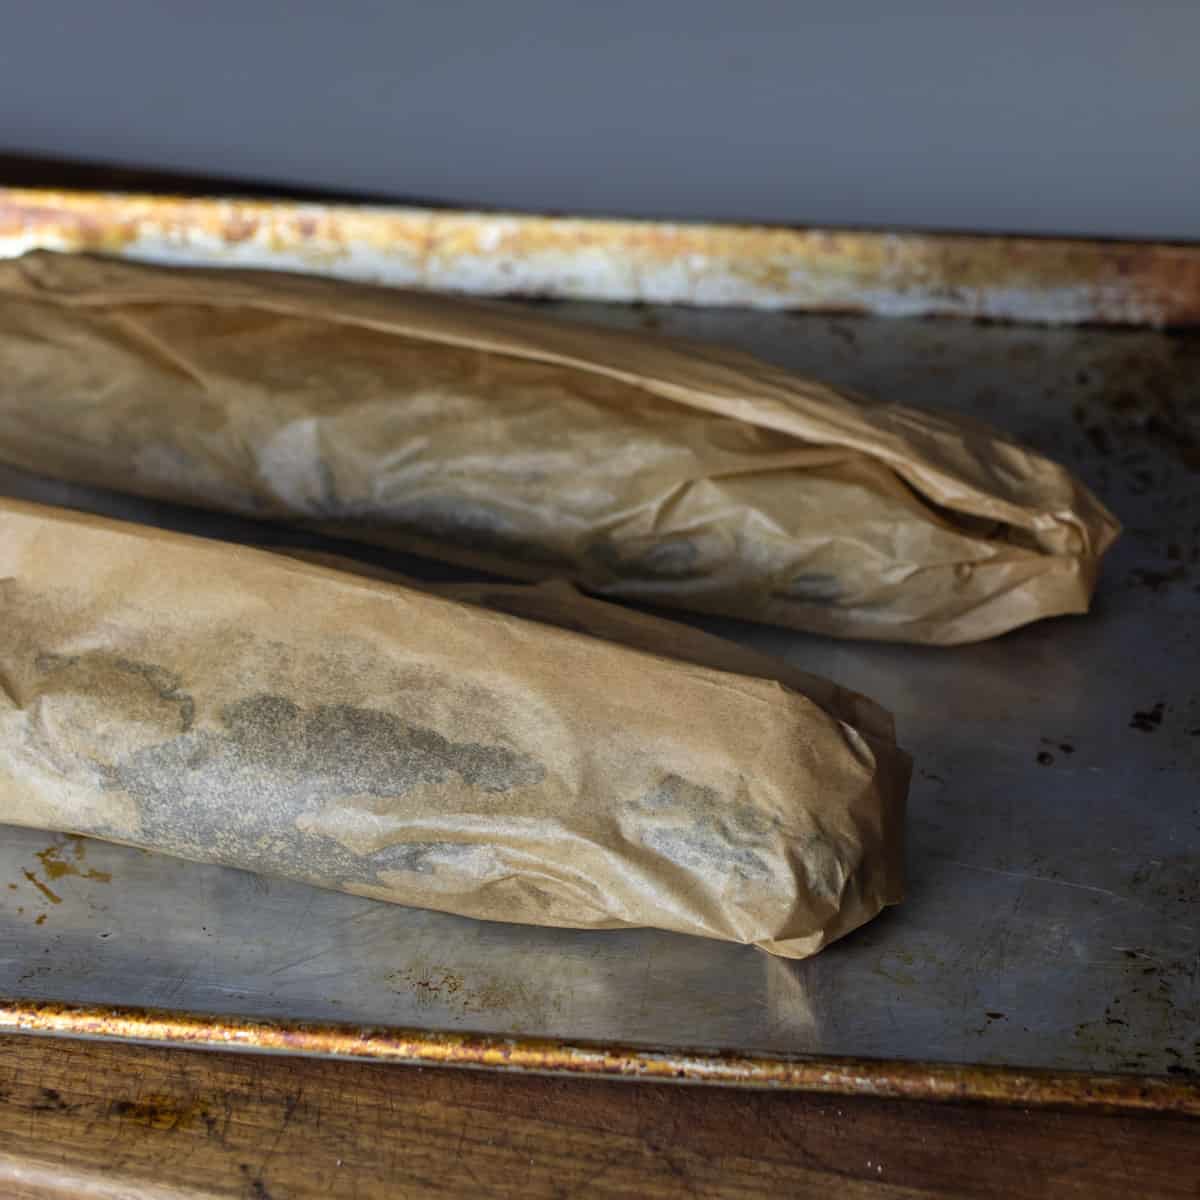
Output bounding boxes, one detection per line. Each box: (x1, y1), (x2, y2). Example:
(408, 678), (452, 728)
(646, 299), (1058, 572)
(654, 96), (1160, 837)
(1, 185), (1197, 1109)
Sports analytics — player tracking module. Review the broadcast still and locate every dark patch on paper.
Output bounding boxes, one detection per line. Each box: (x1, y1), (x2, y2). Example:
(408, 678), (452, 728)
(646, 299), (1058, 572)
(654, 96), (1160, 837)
(33, 653), (544, 892)
(775, 573), (843, 605)
(624, 773), (775, 883)
(589, 535), (716, 583)
(376, 495), (570, 568)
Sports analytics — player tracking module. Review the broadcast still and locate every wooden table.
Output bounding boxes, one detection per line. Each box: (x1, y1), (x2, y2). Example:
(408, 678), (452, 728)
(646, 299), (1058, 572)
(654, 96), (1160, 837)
(2, 1034), (1197, 1198)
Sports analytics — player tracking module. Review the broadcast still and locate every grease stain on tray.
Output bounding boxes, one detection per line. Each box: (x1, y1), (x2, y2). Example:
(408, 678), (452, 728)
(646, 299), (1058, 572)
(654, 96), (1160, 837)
(36, 836), (112, 885)
(8, 834), (113, 921)
(1130, 702), (1166, 732)
(20, 868), (61, 905)
(388, 963), (565, 1026)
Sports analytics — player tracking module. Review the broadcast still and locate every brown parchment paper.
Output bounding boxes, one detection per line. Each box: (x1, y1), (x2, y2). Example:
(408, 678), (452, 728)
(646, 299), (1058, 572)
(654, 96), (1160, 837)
(278, 552), (895, 741)
(0, 498), (908, 958)
(0, 251), (1120, 644)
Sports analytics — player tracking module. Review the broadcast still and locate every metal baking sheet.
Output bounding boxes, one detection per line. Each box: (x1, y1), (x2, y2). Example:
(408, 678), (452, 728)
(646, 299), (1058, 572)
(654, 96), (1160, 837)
(0, 217), (1198, 1103)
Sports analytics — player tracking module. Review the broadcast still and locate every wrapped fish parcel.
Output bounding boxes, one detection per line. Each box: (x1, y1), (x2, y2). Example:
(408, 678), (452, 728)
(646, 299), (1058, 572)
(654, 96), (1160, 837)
(0, 498), (908, 957)
(0, 251), (1119, 644)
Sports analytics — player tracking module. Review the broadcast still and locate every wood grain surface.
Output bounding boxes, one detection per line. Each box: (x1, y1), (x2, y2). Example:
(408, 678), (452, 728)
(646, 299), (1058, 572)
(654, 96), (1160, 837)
(1, 1034), (1196, 1199)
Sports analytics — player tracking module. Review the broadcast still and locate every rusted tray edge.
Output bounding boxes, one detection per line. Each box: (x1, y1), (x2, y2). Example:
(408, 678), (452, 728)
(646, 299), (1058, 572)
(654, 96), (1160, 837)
(2, 186), (1200, 326)
(3, 999), (1196, 1116)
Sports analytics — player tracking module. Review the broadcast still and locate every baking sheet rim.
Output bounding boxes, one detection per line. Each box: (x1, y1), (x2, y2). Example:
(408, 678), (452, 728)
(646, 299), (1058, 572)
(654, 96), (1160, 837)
(3, 998), (1196, 1115)
(4, 184), (1200, 326)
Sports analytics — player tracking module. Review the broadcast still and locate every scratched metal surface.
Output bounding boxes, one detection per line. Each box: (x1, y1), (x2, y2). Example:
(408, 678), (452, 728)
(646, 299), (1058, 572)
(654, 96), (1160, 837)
(6, 186), (1200, 326)
(1, 301), (1197, 1078)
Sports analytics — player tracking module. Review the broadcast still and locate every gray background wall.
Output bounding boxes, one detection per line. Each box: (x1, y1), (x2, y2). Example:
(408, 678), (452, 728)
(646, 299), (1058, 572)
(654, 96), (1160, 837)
(2, 1), (1197, 239)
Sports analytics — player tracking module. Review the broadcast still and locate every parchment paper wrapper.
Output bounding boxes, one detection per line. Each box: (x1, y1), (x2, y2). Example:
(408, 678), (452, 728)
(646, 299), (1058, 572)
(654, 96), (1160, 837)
(281, 552), (895, 742)
(0, 498), (908, 957)
(0, 251), (1119, 643)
